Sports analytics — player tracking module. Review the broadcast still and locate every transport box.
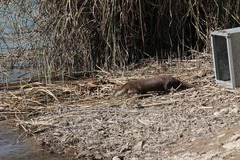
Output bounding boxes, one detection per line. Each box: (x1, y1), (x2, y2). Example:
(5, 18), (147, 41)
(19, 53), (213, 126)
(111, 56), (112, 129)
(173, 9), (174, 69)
(211, 27), (240, 88)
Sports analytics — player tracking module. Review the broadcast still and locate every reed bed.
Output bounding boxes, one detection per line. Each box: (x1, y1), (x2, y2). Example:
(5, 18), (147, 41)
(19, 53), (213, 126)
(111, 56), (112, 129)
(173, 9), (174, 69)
(1, 1), (240, 80)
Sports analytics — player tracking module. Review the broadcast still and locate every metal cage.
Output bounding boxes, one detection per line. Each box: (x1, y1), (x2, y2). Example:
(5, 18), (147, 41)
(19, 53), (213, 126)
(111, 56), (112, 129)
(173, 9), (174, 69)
(211, 27), (240, 88)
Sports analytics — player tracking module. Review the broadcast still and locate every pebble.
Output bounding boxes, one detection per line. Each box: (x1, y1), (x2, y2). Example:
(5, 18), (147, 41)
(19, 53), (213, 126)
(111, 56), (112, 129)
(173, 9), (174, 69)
(196, 128), (206, 135)
(214, 108), (229, 117)
(52, 132), (63, 137)
(213, 111), (221, 117)
(220, 108), (229, 114)
(201, 150), (220, 160)
(133, 141), (144, 151)
(0, 107), (5, 111)
(222, 139), (240, 151)
(217, 133), (226, 138)
(229, 134), (240, 142)
(112, 156), (123, 160)
(230, 107), (239, 114)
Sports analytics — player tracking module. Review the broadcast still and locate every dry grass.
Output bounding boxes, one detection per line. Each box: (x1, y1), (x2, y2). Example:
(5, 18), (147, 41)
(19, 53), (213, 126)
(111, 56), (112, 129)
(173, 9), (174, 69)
(1, 1), (240, 81)
(1, 57), (240, 159)
(0, 55), (212, 124)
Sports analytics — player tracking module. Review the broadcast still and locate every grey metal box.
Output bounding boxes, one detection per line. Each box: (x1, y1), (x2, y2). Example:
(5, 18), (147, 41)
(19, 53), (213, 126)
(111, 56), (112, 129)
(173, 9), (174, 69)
(211, 27), (240, 88)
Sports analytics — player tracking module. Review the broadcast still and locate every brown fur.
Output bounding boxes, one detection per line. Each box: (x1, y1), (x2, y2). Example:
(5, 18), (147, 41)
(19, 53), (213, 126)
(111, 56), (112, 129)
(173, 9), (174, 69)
(113, 75), (194, 97)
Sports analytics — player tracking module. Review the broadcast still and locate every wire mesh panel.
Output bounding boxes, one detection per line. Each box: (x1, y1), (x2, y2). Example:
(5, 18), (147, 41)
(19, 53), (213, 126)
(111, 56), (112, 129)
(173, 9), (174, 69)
(211, 27), (240, 88)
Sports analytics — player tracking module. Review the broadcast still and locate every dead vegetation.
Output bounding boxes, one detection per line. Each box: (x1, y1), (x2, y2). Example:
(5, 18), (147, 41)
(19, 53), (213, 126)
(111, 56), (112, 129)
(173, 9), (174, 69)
(1, 1), (240, 159)
(1, 1), (240, 81)
(2, 57), (240, 159)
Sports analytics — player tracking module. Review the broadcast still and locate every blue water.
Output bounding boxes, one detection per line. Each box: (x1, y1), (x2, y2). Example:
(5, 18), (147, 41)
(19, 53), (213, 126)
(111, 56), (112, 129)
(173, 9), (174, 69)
(0, 54), (39, 83)
(0, 67), (33, 83)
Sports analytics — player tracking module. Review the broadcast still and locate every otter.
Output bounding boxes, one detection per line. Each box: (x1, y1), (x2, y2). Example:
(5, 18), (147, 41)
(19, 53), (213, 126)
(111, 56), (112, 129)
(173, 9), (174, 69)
(114, 75), (194, 97)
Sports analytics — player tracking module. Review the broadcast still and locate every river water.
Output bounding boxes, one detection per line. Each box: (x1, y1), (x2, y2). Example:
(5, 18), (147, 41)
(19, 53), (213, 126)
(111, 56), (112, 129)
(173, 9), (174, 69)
(0, 117), (73, 160)
(0, 105), (77, 159)
(0, 64), (76, 159)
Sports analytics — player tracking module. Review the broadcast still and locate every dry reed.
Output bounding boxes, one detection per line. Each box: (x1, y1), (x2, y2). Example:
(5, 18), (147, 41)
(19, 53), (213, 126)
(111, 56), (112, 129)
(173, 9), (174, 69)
(0, 1), (240, 80)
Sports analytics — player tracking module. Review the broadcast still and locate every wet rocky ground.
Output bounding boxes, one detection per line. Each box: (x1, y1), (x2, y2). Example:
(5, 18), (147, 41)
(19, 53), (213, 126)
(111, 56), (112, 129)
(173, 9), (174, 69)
(2, 57), (240, 159)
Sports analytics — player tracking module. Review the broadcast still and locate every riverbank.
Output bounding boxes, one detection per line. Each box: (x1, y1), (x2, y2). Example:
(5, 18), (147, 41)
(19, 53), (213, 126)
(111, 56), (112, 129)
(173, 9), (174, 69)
(0, 120), (75, 160)
(2, 55), (240, 159)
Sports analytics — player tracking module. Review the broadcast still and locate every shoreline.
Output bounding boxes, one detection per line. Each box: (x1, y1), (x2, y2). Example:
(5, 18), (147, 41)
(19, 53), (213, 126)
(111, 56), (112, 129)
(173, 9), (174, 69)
(2, 57), (240, 159)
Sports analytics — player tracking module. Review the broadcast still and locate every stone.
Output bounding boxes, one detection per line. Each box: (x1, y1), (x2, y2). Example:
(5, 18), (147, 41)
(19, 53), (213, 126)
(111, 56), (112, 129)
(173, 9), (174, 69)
(112, 156), (123, 160)
(229, 134), (240, 142)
